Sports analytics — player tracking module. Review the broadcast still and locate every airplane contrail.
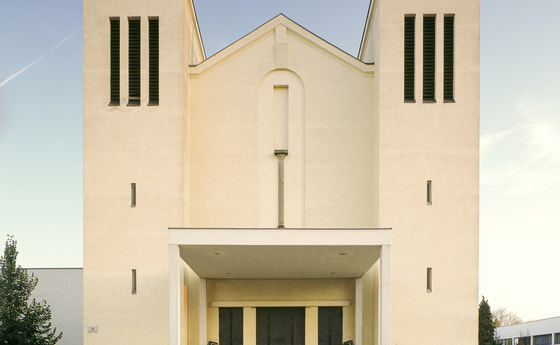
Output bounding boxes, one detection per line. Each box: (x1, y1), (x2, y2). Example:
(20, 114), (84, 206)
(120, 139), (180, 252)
(480, 116), (560, 153)
(0, 27), (81, 88)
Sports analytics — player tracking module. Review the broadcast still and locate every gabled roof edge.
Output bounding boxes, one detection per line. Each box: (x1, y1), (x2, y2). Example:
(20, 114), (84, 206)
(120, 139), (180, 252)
(188, 0), (206, 61)
(359, 0), (377, 60)
(191, 14), (374, 74)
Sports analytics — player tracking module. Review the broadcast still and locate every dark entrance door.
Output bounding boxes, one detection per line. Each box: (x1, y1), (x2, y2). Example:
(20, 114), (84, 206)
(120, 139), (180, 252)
(219, 308), (243, 345)
(318, 307), (343, 345)
(257, 307), (305, 345)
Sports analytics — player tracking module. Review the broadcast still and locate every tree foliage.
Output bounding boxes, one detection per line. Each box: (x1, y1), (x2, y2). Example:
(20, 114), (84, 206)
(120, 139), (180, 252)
(479, 296), (500, 345)
(493, 307), (523, 327)
(0, 236), (62, 345)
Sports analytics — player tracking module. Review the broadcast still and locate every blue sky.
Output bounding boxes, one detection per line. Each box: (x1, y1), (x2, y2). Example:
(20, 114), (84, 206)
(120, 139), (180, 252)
(0, 0), (559, 322)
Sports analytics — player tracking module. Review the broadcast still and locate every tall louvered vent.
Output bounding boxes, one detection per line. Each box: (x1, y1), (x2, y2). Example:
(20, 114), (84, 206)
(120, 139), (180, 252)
(128, 18), (141, 106)
(110, 18), (120, 106)
(444, 15), (455, 102)
(149, 18), (159, 106)
(423, 15), (436, 102)
(404, 16), (415, 102)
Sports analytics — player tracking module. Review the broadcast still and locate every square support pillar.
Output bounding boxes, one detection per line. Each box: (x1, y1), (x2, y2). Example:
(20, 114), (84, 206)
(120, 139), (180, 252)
(379, 245), (391, 345)
(199, 278), (207, 345)
(169, 244), (183, 345)
(306, 307), (319, 345)
(355, 277), (363, 345)
(244, 307), (256, 345)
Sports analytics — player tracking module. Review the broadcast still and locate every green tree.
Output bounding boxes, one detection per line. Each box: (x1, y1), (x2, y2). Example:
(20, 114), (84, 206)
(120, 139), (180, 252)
(0, 236), (62, 345)
(479, 296), (499, 345)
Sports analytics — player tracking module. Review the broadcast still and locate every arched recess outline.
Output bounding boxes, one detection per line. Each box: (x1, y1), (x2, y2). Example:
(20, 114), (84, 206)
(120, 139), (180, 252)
(257, 69), (305, 228)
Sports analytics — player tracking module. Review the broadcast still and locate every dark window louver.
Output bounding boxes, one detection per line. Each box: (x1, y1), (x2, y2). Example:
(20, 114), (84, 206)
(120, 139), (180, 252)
(128, 18), (141, 106)
(148, 18), (159, 106)
(444, 15), (455, 102)
(404, 16), (415, 102)
(423, 15), (436, 102)
(109, 18), (120, 106)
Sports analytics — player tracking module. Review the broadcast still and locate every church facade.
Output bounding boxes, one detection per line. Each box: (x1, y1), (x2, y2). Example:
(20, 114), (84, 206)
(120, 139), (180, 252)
(83, 1), (479, 345)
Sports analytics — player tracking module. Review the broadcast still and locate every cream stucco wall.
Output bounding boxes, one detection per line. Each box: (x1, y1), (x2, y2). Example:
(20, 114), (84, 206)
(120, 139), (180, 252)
(185, 18), (379, 345)
(188, 18), (376, 229)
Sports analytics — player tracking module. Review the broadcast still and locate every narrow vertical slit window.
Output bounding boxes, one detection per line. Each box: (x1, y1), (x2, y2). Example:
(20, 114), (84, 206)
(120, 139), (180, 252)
(427, 180), (432, 205)
(131, 183), (136, 207)
(423, 15), (436, 102)
(148, 17), (159, 106)
(109, 17), (120, 106)
(427, 267), (433, 293)
(404, 15), (415, 102)
(444, 15), (455, 102)
(128, 17), (141, 106)
(131, 269), (137, 294)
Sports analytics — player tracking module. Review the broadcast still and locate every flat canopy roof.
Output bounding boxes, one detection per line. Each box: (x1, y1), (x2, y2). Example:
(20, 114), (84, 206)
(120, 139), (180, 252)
(169, 228), (391, 279)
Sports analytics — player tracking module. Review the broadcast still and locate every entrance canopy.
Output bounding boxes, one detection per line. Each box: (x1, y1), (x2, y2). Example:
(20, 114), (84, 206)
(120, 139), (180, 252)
(169, 228), (391, 279)
(168, 228), (392, 345)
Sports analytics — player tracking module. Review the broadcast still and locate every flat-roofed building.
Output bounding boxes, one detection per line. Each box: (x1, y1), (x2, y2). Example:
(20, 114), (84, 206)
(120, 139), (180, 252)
(27, 268), (83, 345)
(497, 317), (560, 345)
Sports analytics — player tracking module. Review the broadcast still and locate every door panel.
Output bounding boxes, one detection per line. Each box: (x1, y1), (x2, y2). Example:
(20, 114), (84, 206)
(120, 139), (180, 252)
(318, 307), (342, 345)
(257, 307), (305, 345)
(220, 307), (243, 345)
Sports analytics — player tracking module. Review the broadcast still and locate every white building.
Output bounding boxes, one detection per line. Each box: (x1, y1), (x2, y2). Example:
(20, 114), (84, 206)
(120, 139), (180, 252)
(83, 1), (480, 345)
(497, 317), (560, 345)
(28, 268), (83, 345)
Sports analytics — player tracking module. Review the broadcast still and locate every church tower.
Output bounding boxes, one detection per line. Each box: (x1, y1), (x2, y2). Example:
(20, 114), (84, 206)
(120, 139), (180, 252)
(83, 0), (203, 343)
(361, 1), (480, 345)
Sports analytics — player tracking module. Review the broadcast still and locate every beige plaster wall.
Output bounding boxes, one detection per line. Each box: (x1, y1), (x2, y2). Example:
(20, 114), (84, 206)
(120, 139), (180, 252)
(188, 20), (377, 229)
(184, 20), (378, 343)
